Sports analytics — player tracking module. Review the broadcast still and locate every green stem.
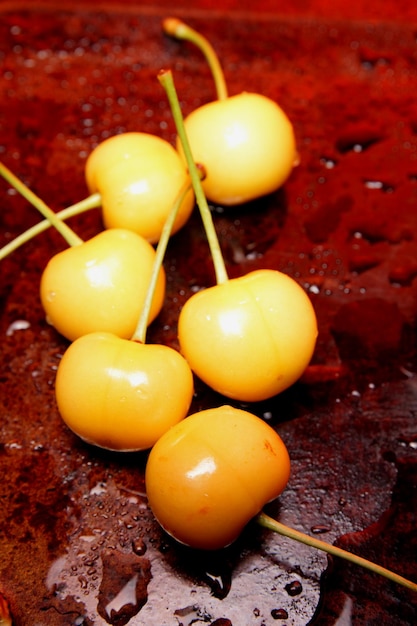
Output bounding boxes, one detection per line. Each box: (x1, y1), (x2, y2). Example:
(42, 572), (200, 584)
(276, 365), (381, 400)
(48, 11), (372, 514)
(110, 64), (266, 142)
(257, 512), (417, 593)
(0, 194), (101, 261)
(162, 17), (228, 101)
(131, 179), (193, 344)
(0, 161), (83, 247)
(158, 69), (228, 285)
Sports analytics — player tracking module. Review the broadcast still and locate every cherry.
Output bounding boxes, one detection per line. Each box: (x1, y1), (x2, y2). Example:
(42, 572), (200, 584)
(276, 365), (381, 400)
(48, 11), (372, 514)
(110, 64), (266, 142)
(85, 132), (195, 243)
(40, 228), (165, 341)
(146, 405), (291, 549)
(55, 331), (193, 451)
(177, 268), (317, 402)
(163, 18), (298, 206)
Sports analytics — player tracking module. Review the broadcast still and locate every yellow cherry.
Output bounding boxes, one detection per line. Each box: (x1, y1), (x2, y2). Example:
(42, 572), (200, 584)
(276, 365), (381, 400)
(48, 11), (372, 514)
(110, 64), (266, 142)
(178, 269), (317, 402)
(178, 93), (297, 205)
(163, 19), (297, 206)
(85, 132), (194, 243)
(40, 229), (165, 342)
(145, 405), (291, 550)
(55, 332), (194, 451)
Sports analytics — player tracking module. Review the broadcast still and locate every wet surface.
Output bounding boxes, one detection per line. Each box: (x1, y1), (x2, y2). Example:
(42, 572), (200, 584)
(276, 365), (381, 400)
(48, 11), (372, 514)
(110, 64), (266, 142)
(0, 4), (417, 625)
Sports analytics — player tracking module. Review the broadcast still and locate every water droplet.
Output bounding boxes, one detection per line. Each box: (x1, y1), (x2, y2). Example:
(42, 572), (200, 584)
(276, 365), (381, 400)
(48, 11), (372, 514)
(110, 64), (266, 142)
(203, 569), (231, 600)
(271, 608), (289, 619)
(335, 131), (382, 154)
(78, 575), (88, 590)
(363, 179), (395, 193)
(388, 262), (417, 287)
(97, 549), (151, 625)
(174, 605), (199, 618)
(320, 156), (337, 169)
(158, 541), (170, 553)
(132, 538), (147, 556)
(6, 319), (30, 336)
(285, 580), (303, 596)
(90, 482), (107, 496)
(311, 525), (330, 534)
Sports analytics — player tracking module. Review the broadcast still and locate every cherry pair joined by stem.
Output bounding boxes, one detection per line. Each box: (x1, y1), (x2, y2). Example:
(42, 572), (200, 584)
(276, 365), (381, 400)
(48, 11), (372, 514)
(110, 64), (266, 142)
(159, 69), (317, 402)
(55, 171), (195, 451)
(0, 130), (196, 452)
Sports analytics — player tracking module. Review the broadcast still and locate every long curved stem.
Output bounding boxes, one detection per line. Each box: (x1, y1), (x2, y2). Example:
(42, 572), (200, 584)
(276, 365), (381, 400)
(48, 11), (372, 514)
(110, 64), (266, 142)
(257, 512), (417, 593)
(158, 69), (228, 285)
(0, 161), (83, 247)
(0, 194), (101, 261)
(131, 179), (193, 344)
(163, 18), (228, 101)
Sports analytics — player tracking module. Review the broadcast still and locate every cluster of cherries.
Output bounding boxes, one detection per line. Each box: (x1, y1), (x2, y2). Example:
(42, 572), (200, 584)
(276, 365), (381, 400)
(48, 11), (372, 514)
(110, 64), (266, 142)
(1, 19), (415, 592)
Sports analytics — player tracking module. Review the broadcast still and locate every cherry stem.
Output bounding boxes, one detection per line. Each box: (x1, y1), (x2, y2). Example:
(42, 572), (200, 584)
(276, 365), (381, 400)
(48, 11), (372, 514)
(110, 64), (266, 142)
(0, 194), (101, 261)
(257, 512), (417, 593)
(131, 178), (193, 344)
(162, 17), (228, 101)
(0, 161), (83, 248)
(158, 69), (228, 285)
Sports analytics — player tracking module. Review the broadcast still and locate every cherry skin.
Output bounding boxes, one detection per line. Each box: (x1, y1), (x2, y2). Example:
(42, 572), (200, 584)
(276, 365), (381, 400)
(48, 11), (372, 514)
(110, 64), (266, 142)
(55, 331), (194, 451)
(178, 269), (317, 402)
(40, 229), (165, 342)
(145, 405), (291, 550)
(177, 93), (297, 206)
(85, 132), (195, 243)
